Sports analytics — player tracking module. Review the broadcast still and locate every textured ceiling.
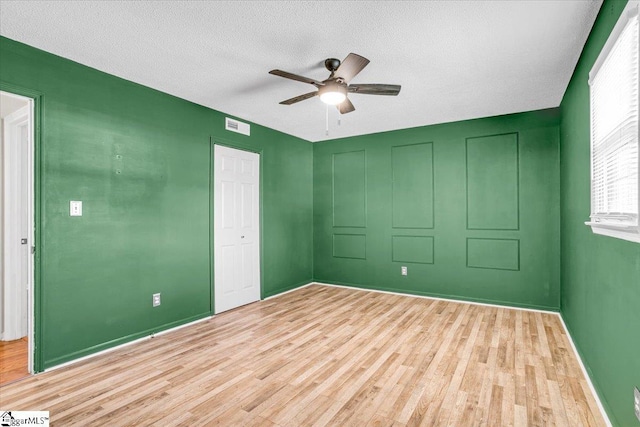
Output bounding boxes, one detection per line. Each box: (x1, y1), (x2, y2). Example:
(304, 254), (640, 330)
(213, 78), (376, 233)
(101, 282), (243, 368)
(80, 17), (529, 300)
(0, 1), (602, 142)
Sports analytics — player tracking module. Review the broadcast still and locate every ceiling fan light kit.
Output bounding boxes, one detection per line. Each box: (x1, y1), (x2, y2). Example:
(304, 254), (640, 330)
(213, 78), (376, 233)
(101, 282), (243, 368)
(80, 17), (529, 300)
(269, 52), (401, 114)
(318, 82), (347, 105)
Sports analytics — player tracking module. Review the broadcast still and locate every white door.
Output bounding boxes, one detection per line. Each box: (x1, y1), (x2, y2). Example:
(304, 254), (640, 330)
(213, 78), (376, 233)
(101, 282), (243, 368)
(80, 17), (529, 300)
(214, 144), (260, 313)
(2, 99), (33, 344)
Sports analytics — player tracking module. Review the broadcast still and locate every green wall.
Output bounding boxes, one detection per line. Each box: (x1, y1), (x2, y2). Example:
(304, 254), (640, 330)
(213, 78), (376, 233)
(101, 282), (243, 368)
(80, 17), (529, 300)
(313, 110), (561, 310)
(560, 0), (640, 425)
(0, 37), (313, 370)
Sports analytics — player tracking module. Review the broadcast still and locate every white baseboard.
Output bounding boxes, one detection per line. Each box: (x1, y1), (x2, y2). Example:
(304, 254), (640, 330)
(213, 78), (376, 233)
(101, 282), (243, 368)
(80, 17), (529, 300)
(263, 282), (314, 300)
(42, 280), (612, 426)
(312, 281), (558, 314)
(45, 315), (213, 373)
(46, 282), (318, 373)
(312, 281), (611, 425)
(557, 314), (612, 426)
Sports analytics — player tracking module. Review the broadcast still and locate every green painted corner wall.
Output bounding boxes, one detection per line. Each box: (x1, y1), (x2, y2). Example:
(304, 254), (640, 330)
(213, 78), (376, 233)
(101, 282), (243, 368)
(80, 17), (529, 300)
(313, 110), (561, 310)
(0, 36), (313, 370)
(559, 0), (640, 425)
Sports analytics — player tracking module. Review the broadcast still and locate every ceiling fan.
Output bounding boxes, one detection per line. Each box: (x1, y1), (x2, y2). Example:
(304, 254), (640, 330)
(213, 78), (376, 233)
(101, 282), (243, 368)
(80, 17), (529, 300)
(269, 53), (401, 114)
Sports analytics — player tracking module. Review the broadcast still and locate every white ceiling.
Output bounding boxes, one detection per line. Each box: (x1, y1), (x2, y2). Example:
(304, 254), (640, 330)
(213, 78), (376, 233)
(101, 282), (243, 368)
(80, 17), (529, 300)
(0, 1), (602, 142)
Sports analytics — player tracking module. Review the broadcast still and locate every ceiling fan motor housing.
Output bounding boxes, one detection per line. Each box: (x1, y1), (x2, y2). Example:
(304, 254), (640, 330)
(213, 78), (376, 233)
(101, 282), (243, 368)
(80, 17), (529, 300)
(324, 58), (341, 72)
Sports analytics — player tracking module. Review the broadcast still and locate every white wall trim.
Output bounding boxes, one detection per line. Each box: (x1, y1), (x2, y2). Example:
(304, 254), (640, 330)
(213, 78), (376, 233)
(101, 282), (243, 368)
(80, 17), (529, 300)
(312, 281), (611, 426)
(2, 104), (31, 341)
(263, 282), (314, 300)
(312, 281), (558, 314)
(45, 315), (213, 373)
(586, 222), (640, 244)
(46, 280), (316, 372)
(557, 314), (613, 427)
(45, 282), (314, 372)
(1, 91), (35, 376)
(40, 281), (612, 426)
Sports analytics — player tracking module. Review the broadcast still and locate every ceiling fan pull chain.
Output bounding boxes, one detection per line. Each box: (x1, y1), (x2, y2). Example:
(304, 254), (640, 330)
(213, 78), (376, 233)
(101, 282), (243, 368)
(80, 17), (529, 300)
(326, 103), (329, 136)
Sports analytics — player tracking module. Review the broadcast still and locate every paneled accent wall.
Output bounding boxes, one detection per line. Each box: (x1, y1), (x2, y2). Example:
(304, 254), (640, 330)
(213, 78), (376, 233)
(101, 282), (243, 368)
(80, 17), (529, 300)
(333, 234), (367, 259)
(331, 150), (367, 262)
(466, 238), (520, 271)
(466, 133), (519, 230)
(392, 143), (434, 229)
(332, 150), (366, 228)
(392, 236), (434, 264)
(314, 109), (560, 310)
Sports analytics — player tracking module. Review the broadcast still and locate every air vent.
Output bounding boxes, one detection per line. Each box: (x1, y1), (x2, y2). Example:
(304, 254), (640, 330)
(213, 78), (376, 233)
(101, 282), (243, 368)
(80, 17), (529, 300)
(225, 117), (250, 136)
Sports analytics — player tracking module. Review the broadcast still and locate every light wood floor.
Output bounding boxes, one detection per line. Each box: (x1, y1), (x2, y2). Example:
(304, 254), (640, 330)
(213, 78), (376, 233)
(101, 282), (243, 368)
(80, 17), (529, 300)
(0, 285), (606, 426)
(0, 337), (29, 386)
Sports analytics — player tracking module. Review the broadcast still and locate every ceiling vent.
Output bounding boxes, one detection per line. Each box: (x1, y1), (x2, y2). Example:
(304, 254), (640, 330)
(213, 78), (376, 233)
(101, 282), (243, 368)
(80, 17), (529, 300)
(225, 117), (250, 136)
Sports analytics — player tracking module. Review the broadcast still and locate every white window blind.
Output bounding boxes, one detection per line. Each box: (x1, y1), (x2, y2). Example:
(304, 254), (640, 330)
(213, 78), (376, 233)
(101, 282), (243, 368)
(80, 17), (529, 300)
(588, 2), (640, 243)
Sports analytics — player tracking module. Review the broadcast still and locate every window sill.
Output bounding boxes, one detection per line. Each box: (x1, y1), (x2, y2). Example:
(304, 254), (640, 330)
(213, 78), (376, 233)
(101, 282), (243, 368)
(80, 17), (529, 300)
(585, 222), (640, 243)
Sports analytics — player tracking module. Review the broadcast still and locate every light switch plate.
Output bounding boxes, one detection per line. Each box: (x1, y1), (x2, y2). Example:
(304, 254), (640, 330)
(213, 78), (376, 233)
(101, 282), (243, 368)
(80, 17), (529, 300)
(634, 386), (640, 422)
(70, 200), (82, 216)
(152, 293), (161, 307)
(401, 266), (408, 276)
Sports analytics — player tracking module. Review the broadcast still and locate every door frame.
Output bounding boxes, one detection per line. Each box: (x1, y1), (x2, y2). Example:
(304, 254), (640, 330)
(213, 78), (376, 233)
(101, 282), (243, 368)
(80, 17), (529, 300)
(210, 138), (264, 314)
(1, 83), (43, 373)
(3, 102), (31, 345)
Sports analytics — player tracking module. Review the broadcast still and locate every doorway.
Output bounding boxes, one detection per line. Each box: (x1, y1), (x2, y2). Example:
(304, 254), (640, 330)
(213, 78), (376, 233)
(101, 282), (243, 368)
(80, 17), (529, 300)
(0, 90), (35, 384)
(213, 144), (261, 314)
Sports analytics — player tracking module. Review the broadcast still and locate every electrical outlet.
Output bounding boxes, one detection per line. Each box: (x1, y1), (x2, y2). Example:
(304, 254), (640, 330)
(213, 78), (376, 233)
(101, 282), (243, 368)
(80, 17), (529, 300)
(152, 293), (161, 307)
(634, 386), (640, 422)
(401, 266), (408, 276)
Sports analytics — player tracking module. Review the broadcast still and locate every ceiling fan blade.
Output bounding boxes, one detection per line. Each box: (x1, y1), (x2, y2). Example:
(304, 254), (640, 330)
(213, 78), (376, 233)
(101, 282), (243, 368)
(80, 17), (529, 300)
(269, 69), (324, 86)
(334, 53), (370, 83)
(348, 84), (401, 96)
(279, 91), (318, 105)
(337, 98), (355, 114)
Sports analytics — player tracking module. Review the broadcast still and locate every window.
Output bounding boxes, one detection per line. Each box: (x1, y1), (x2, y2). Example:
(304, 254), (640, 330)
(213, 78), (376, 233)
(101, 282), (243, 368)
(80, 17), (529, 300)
(587, 0), (640, 243)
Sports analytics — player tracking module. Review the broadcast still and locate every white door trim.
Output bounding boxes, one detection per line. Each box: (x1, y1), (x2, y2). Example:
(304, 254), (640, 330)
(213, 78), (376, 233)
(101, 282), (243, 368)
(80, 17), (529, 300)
(1, 90), (35, 374)
(213, 144), (261, 314)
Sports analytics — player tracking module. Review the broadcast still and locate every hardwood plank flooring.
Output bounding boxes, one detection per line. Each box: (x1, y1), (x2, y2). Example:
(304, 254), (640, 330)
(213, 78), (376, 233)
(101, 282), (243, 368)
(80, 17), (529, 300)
(0, 285), (606, 426)
(0, 337), (29, 386)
